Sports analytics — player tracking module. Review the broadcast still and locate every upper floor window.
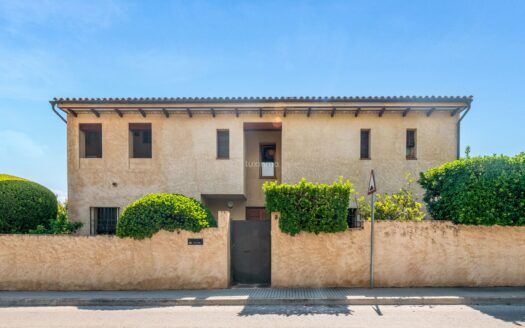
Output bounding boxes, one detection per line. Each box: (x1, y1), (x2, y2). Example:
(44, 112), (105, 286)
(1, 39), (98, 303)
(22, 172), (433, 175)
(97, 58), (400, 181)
(360, 129), (371, 159)
(217, 129), (229, 159)
(129, 123), (152, 158)
(406, 129), (417, 160)
(79, 123), (102, 158)
(260, 143), (276, 178)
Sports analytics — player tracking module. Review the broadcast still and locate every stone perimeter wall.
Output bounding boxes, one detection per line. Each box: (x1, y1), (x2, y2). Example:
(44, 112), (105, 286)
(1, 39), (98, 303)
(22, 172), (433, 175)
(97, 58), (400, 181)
(271, 213), (525, 287)
(0, 212), (230, 291)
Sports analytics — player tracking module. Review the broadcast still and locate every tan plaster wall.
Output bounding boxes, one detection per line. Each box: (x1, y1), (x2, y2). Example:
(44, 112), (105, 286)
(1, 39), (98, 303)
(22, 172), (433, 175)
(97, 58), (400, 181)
(281, 111), (458, 202)
(0, 212), (231, 291)
(271, 213), (525, 287)
(68, 107), (457, 233)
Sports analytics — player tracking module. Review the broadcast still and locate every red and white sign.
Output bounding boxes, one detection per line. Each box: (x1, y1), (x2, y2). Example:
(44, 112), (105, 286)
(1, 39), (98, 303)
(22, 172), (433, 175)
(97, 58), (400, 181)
(368, 170), (377, 195)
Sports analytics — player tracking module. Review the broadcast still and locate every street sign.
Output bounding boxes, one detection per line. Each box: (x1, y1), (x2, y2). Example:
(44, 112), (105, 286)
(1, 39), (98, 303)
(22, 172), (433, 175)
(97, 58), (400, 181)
(368, 169), (377, 195)
(368, 169), (377, 289)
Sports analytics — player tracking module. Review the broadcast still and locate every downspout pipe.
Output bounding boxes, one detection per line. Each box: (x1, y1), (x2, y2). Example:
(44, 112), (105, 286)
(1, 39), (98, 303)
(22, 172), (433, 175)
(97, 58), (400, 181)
(50, 100), (67, 124)
(456, 104), (472, 159)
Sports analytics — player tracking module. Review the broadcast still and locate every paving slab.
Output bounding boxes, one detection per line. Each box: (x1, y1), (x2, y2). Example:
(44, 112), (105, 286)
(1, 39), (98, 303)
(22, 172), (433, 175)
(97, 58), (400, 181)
(1, 288), (525, 307)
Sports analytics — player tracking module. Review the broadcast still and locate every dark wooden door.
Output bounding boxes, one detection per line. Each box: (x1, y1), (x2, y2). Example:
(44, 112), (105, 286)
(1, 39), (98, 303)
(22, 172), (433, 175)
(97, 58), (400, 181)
(231, 220), (271, 285)
(246, 207), (268, 220)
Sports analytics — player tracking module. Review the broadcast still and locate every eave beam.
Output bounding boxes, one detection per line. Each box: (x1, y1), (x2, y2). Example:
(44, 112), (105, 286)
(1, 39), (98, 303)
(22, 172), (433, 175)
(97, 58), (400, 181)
(67, 108), (78, 117)
(402, 107), (411, 117)
(355, 107), (361, 117)
(90, 108), (100, 118)
(186, 108), (193, 118)
(210, 108), (216, 118)
(378, 107), (386, 117)
(283, 107), (287, 117)
(330, 107), (336, 117)
(307, 107), (312, 117)
(234, 108), (239, 117)
(450, 107), (462, 116)
(114, 108), (123, 117)
(162, 108), (169, 118)
(138, 108), (146, 118)
(259, 108), (263, 118)
(427, 107), (435, 117)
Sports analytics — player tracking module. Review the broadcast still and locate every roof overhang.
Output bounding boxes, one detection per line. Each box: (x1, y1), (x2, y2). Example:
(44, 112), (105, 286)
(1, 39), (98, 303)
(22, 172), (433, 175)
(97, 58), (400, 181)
(51, 96), (473, 118)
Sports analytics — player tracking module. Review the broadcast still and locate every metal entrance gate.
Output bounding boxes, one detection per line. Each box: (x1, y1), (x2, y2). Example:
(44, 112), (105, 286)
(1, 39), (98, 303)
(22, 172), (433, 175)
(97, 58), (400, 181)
(231, 220), (271, 285)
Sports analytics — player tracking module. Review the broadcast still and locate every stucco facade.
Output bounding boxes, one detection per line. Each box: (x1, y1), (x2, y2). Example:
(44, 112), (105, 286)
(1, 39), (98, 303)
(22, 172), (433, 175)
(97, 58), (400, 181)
(55, 96), (471, 234)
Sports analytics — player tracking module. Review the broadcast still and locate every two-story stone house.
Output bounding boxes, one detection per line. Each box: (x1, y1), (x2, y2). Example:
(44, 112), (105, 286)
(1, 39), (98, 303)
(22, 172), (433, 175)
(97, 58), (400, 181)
(51, 96), (472, 235)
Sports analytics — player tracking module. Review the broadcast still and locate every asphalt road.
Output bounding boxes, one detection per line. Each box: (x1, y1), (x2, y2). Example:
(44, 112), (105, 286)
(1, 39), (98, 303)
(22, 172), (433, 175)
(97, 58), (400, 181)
(0, 305), (523, 327)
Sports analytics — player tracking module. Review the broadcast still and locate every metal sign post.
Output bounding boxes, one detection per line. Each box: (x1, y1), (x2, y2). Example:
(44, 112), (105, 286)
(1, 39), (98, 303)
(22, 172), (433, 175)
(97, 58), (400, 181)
(368, 170), (377, 289)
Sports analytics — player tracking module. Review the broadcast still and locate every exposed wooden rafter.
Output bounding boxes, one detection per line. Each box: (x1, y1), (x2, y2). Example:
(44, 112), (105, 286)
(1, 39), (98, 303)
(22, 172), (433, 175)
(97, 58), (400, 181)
(186, 108), (193, 118)
(355, 107), (361, 117)
(378, 107), (386, 117)
(307, 107), (312, 117)
(402, 107), (411, 117)
(259, 108), (263, 118)
(162, 108), (169, 118)
(138, 108), (146, 118)
(67, 108), (77, 117)
(90, 108), (100, 118)
(427, 107), (435, 117)
(330, 107), (336, 117)
(114, 108), (123, 117)
(210, 108), (216, 118)
(234, 108), (239, 117)
(450, 107), (462, 116)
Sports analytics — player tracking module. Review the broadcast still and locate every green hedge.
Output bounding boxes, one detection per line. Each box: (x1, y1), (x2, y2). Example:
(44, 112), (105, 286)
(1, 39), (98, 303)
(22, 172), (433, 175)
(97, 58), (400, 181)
(357, 189), (425, 221)
(263, 178), (353, 235)
(116, 193), (217, 239)
(0, 174), (58, 233)
(419, 153), (525, 225)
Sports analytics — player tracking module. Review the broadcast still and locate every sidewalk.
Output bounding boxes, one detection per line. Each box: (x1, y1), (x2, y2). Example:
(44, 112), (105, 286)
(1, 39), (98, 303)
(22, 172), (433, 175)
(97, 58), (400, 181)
(1, 287), (525, 307)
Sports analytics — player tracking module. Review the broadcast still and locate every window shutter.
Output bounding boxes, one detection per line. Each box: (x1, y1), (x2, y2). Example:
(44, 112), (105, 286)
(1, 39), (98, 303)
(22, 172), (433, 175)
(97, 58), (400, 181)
(407, 130), (416, 148)
(360, 130), (370, 159)
(217, 130), (229, 159)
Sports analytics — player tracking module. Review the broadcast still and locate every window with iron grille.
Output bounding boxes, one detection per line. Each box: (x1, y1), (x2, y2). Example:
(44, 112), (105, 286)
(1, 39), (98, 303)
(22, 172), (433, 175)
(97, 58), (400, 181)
(90, 207), (119, 235)
(406, 129), (417, 160)
(347, 208), (362, 228)
(129, 123), (152, 158)
(79, 124), (102, 158)
(360, 129), (371, 159)
(217, 129), (229, 159)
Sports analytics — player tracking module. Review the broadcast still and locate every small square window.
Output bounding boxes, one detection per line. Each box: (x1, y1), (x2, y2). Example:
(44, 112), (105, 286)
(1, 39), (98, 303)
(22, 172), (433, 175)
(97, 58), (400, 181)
(90, 207), (119, 235)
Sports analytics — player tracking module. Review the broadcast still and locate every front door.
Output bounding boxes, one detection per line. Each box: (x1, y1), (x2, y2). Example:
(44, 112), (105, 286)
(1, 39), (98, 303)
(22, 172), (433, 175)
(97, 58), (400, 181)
(230, 219), (271, 285)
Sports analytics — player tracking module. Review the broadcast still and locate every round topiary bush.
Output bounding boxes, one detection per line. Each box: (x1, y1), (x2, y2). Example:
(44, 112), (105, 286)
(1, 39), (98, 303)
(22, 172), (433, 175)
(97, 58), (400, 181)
(116, 193), (217, 239)
(0, 174), (58, 233)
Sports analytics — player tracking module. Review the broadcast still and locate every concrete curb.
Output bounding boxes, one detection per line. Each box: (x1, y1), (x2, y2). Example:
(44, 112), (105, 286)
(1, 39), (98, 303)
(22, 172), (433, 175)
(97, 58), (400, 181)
(2, 296), (525, 307)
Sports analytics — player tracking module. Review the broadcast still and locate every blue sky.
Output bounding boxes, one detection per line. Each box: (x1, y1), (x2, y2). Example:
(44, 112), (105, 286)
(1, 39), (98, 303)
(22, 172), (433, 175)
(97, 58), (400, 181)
(0, 0), (524, 199)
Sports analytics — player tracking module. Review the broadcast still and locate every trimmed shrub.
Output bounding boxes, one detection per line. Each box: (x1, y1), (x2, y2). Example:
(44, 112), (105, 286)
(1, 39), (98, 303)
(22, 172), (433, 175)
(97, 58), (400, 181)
(0, 174), (58, 233)
(419, 153), (525, 225)
(357, 189), (425, 221)
(263, 178), (354, 235)
(117, 193), (217, 239)
(29, 201), (83, 234)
